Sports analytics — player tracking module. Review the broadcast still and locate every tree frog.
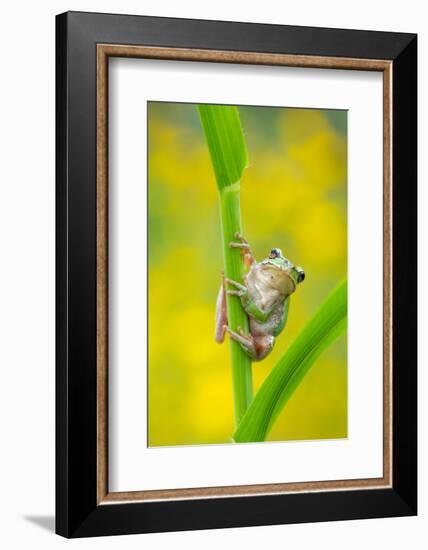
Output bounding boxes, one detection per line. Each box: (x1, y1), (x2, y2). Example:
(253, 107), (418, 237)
(215, 232), (305, 361)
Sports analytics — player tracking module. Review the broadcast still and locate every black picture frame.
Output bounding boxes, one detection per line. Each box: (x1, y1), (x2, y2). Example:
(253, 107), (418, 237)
(56, 11), (417, 538)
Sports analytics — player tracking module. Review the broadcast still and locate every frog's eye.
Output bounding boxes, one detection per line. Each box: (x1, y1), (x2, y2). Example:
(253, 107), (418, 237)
(296, 267), (305, 283)
(269, 248), (281, 259)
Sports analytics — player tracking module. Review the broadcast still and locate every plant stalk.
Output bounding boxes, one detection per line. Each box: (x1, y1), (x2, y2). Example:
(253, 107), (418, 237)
(219, 185), (253, 426)
(197, 103), (253, 427)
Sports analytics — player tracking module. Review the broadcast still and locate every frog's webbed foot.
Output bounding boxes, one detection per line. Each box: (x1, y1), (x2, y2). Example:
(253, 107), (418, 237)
(224, 326), (258, 360)
(225, 326), (274, 362)
(224, 276), (247, 297)
(229, 242), (250, 250)
(229, 231), (249, 247)
(229, 232), (255, 268)
(227, 290), (246, 297)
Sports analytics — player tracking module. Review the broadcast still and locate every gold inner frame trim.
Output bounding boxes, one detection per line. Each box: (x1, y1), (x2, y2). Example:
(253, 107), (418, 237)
(96, 44), (393, 505)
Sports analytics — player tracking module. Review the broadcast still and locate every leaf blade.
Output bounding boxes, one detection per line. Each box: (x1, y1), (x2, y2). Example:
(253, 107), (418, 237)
(233, 279), (347, 443)
(197, 103), (253, 425)
(198, 105), (248, 191)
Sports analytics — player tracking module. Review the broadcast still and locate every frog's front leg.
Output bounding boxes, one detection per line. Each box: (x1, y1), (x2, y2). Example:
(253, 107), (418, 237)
(224, 326), (274, 362)
(224, 276), (247, 297)
(229, 232), (255, 269)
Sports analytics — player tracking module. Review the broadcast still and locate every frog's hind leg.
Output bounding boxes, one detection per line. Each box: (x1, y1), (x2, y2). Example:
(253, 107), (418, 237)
(253, 335), (275, 361)
(216, 274), (249, 343)
(215, 281), (228, 343)
(224, 326), (258, 359)
(225, 326), (274, 362)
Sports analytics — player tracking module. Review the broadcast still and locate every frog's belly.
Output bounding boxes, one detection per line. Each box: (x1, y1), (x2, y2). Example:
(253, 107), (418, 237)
(250, 303), (284, 337)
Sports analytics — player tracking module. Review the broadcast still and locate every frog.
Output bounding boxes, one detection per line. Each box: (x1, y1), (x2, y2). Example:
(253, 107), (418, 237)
(215, 232), (305, 361)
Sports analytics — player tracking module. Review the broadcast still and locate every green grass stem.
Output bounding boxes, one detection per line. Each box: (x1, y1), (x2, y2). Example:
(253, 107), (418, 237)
(219, 186), (253, 424)
(198, 104), (253, 425)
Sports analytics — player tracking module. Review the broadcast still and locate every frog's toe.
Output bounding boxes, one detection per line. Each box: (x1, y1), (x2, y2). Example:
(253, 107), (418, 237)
(229, 241), (250, 249)
(234, 231), (248, 243)
(226, 289), (245, 297)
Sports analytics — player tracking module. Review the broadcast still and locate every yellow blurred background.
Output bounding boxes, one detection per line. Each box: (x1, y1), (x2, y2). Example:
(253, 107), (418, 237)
(148, 102), (347, 446)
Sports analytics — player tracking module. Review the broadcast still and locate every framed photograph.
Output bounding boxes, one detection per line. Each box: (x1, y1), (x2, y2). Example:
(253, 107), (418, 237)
(56, 11), (417, 537)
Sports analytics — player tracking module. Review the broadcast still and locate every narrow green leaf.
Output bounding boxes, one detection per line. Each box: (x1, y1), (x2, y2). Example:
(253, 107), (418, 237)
(197, 104), (252, 425)
(234, 279), (347, 443)
(198, 105), (248, 191)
